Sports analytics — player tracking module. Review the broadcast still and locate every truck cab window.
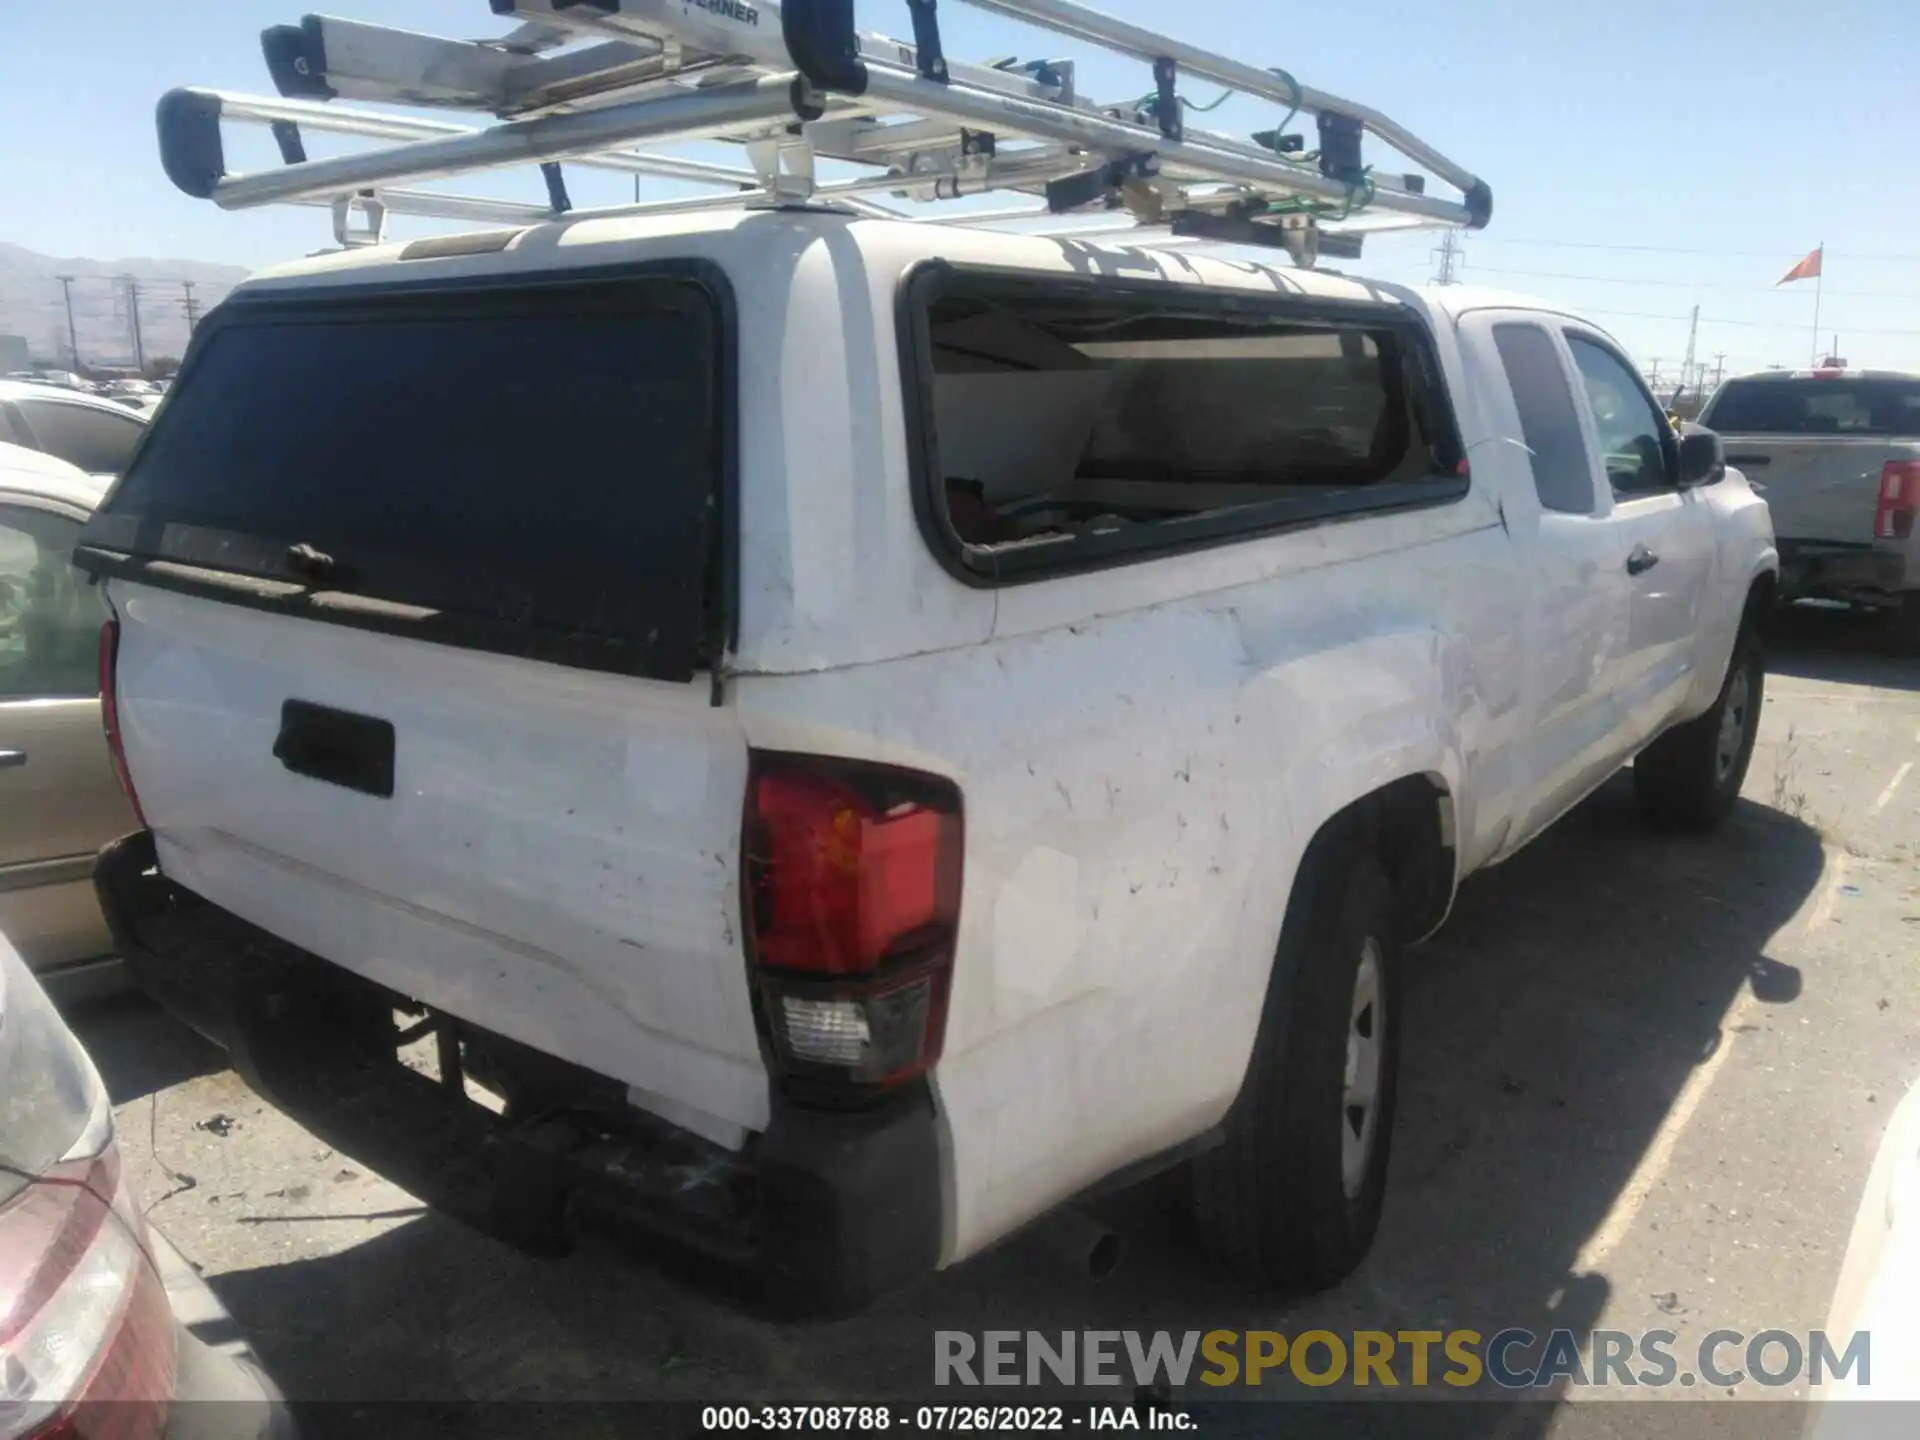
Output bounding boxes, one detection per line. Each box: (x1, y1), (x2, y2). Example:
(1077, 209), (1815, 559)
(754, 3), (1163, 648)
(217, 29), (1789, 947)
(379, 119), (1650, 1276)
(1566, 336), (1672, 497)
(1491, 323), (1596, 515)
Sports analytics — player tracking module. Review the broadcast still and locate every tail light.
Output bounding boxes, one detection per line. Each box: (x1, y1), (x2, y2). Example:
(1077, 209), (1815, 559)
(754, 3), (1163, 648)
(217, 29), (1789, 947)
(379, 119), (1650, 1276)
(1, 1151), (176, 1440)
(2, 942), (173, 1440)
(1876, 461), (1920, 540)
(96, 621), (146, 829)
(744, 753), (962, 1095)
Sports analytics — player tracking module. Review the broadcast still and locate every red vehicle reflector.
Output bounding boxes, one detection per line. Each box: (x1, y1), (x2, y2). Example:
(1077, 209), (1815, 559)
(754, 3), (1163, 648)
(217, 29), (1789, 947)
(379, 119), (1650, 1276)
(97, 620), (148, 829)
(1876, 461), (1920, 540)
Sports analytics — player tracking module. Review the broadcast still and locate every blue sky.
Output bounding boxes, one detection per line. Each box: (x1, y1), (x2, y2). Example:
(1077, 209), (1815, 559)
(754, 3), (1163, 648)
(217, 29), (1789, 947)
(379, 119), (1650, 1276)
(4, 0), (1918, 378)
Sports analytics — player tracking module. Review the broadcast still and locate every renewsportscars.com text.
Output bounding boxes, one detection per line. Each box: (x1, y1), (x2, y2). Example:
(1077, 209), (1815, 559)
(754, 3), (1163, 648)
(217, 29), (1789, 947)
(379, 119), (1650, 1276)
(934, 1329), (1870, 1391)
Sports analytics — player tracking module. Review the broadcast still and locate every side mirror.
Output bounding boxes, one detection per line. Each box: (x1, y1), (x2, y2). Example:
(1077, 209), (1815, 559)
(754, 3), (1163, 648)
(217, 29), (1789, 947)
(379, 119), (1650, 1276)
(1676, 426), (1725, 488)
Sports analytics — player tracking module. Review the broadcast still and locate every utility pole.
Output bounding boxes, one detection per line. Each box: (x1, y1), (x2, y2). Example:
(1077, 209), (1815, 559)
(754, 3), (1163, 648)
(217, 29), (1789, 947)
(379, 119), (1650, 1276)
(1648, 358), (1663, 391)
(181, 280), (200, 333)
(1680, 304), (1700, 397)
(54, 275), (80, 370)
(1711, 351), (1726, 393)
(1431, 230), (1463, 285)
(122, 276), (147, 374)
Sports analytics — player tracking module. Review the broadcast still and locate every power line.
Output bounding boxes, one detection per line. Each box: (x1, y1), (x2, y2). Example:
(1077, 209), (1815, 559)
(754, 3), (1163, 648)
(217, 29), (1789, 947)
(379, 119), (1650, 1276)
(1576, 305), (1920, 337)
(1472, 237), (1920, 262)
(1467, 265), (1918, 299)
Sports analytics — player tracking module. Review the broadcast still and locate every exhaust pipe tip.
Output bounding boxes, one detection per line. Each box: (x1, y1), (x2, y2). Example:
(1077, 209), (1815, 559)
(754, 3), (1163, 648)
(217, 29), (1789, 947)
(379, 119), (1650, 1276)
(1034, 1208), (1125, 1283)
(1086, 1227), (1124, 1282)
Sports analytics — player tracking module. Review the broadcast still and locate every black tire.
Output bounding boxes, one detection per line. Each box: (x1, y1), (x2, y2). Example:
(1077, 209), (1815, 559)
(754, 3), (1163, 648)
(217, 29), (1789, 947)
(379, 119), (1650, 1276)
(1632, 624), (1764, 831)
(1190, 841), (1400, 1292)
(1885, 594), (1920, 656)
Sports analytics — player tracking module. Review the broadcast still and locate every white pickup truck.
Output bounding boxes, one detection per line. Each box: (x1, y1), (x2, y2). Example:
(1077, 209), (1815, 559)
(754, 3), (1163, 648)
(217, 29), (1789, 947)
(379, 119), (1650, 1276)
(79, 214), (1776, 1314)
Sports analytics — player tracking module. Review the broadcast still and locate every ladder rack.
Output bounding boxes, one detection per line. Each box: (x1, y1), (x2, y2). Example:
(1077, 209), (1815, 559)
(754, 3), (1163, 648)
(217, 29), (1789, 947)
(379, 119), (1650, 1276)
(157, 0), (1492, 266)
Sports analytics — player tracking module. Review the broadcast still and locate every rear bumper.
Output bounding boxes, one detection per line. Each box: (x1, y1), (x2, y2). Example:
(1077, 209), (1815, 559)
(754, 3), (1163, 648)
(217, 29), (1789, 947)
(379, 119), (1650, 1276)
(97, 831), (943, 1317)
(1777, 539), (1910, 602)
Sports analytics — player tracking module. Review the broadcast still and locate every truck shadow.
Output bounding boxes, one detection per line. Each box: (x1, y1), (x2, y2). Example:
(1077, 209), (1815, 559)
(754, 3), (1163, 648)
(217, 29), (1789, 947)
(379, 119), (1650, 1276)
(69, 989), (226, 1103)
(1767, 602), (1919, 692)
(192, 774), (1826, 1438)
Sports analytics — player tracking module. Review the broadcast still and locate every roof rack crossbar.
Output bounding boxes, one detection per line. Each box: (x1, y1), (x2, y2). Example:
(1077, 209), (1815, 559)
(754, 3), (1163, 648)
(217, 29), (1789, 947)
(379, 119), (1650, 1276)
(156, 0), (1493, 262)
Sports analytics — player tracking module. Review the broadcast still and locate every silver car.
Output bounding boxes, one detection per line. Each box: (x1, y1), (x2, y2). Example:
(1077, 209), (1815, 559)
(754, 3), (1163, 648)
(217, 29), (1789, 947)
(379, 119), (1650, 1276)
(0, 380), (149, 483)
(0, 443), (138, 998)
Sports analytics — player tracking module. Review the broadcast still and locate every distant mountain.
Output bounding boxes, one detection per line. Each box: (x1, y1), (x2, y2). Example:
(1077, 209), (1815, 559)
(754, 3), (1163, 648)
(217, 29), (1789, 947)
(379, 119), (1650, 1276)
(0, 241), (247, 371)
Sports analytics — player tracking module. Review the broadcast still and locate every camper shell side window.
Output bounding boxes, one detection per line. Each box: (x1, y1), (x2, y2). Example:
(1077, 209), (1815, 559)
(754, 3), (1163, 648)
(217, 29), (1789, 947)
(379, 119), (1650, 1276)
(899, 264), (1468, 585)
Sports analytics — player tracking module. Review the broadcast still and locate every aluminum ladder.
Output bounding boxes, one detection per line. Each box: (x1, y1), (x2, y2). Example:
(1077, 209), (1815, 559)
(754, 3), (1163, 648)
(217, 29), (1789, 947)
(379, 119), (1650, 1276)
(156, 0), (1493, 266)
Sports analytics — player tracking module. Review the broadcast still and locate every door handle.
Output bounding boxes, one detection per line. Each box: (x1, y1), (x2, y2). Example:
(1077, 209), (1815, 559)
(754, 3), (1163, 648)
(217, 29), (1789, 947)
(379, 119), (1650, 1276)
(1626, 546), (1660, 576)
(0, 750), (24, 770)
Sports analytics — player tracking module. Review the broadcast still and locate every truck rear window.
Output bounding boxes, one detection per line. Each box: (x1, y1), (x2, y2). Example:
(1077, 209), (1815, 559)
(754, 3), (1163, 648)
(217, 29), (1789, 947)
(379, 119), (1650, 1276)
(76, 267), (730, 683)
(902, 267), (1464, 581)
(1704, 377), (1920, 437)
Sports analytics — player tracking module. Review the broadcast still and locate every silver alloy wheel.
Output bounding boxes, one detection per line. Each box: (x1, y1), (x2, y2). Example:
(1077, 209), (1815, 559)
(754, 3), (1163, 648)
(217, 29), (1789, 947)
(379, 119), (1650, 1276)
(1341, 940), (1385, 1199)
(1715, 663), (1752, 783)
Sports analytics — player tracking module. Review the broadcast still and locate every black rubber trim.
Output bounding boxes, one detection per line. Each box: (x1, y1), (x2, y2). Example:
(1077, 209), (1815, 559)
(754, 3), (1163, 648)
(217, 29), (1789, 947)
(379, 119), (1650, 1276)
(540, 161), (572, 215)
(781, 0), (869, 95)
(93, 833), (941, 1316)
(268, 120), (307, 166)
(72, 258), (740, 694)
(261, 19), (335, 101)
(1316, 112), (1365, 184)
(896, 259), (1473, 590)
(156, 89), (227, 200)
(1152, 56), (1182, 141)
(906, 0), (949, 83)
(1465, 179), (1494, 230)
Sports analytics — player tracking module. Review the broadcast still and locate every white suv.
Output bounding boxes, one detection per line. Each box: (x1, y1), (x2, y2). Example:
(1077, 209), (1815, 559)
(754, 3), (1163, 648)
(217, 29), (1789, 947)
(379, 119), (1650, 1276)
(79, 212), (1776, 1313)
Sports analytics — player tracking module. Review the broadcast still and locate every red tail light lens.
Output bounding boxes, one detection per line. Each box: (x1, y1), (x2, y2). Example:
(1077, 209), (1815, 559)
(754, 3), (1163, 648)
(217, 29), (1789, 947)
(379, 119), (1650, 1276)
(749, 767), (959, 975)
(745, 754), (962, 1092)
(1877, 461), (1920, 540)
(96, 620), (147, 830)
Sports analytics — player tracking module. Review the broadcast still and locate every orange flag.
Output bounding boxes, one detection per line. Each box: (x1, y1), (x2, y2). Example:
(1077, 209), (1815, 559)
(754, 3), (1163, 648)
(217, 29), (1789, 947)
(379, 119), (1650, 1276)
(1777, 246), (1823, 285)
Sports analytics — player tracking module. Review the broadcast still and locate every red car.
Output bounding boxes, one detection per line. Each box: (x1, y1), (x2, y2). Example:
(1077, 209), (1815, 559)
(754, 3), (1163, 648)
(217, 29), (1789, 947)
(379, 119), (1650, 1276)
(0, 932), (292, 1439)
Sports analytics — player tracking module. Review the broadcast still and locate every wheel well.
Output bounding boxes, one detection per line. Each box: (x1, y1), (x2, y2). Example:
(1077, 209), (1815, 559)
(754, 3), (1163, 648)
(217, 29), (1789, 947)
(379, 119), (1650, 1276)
(1331, 775), (1456, 943)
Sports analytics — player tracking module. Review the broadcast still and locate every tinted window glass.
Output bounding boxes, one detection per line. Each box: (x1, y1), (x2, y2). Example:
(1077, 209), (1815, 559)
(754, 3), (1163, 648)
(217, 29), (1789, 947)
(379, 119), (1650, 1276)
(916, 281), (1462, 576)
(86, 275), (725, 683)
(0, 505), (104, 699)
(1567, 337), (1671, 496)
(14, 400), (144, 476)
(1492, 323), (1594, 515)
(1703, 378), (1920, 436)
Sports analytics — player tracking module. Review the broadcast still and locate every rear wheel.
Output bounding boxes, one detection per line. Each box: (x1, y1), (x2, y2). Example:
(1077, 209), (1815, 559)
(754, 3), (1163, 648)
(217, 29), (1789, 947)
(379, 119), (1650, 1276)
(1885, 594), (1920, 656)
(1190, 843), (1400, 1291)
(1632, 625), (1764, 831)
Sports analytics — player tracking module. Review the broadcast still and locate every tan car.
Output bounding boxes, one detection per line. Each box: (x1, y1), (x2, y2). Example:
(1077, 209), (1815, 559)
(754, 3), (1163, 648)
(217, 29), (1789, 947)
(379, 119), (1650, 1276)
(0, 441), (138, 999)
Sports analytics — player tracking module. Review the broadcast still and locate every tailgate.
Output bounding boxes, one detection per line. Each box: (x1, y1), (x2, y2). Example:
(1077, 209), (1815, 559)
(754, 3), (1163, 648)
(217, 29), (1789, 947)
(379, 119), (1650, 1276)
(1705, 373), (1920, 545)
(1719, 436), (1905, 545)
(76, 264), (769, 1135)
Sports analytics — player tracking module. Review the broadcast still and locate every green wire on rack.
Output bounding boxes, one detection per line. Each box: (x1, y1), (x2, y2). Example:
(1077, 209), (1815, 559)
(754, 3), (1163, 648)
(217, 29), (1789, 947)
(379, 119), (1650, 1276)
(1135, 86), (1234, 119)
(1264, 167), (1376, 222)
(1129, 63), (1377, 220)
